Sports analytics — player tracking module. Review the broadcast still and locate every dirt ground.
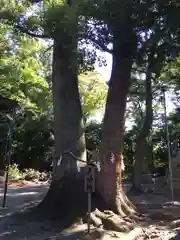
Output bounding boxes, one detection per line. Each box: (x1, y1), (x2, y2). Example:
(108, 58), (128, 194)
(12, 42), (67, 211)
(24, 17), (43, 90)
(0, 181), (179, 239)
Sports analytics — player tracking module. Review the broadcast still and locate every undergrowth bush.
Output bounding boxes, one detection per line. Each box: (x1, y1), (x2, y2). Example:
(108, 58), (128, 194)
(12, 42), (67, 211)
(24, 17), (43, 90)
(8, 164), (51, 182)
(9, 164), (21, 180)
(22, 168), (51, 181)
(22, 168), (40, 181)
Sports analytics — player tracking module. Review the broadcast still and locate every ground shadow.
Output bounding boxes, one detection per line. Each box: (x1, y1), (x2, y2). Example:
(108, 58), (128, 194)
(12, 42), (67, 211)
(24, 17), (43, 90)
(0, 182), (178, 239)
(58, 230), (89, 240)
(0, 184), (49, 213)
(0, 184), (55, 239)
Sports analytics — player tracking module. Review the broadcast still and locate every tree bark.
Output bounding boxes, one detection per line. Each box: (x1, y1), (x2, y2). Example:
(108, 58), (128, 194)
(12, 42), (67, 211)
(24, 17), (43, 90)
(38, 2), (87, 220)
(96, 27), (137, 216)
(132, 48), (155, 193)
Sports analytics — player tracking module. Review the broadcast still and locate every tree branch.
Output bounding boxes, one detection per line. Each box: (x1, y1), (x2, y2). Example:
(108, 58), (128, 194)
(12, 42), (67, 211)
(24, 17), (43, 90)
(0, 10), (50, 39)
(15, 25), (50, 39)
(87, 36), (112, 54)
(44, 45), (53, 53)
(132, 67), (146, 74)
(129, 90), (146, 96)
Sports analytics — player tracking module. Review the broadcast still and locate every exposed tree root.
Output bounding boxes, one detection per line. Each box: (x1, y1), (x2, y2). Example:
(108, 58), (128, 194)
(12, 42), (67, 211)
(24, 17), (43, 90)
(87, 208), (137, 232)
(34, 184), (140, 233)
(89, 211), (102, 227)
(83, 186), (143, 233)
(114, 186), (140, 220)
(29, 165), (141, 233)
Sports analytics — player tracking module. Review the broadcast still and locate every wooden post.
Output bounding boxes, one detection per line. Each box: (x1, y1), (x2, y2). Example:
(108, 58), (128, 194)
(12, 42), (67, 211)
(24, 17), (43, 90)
(85, 165), (95, 234)
(3, 114), (14, 208)
(162, 88), (174, 204)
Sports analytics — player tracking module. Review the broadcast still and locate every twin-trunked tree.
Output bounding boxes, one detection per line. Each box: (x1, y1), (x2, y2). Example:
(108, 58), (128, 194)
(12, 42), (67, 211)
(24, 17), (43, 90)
(1, 0), (180, 225)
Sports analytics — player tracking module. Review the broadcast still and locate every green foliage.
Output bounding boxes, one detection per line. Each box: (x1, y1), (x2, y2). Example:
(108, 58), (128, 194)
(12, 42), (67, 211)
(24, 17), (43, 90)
(85, 122), (102, 150)
(0, 23), (52, 114)
(13, 113), (54, 170)
(0, 23), (53, 169)
(85, 121), (136, 174)
(151, 107), (180, 168)
(79, 71), (107, 123)
(9, 164), (21, 180)
(1, 0), (180, 177)
(8, 163), (51, 181)
(169, 109), (180, 138)
(0, 20), (107, 170)
(159, 57), (180, 103)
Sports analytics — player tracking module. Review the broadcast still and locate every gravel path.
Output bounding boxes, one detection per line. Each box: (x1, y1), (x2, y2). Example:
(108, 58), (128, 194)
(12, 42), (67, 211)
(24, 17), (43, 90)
(0, 182), (49, 213)
(0, 182), (56, 239)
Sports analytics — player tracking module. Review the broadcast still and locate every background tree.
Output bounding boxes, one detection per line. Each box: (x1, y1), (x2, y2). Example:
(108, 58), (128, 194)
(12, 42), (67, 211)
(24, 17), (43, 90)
(0, 22), (53, 172)
(79, 71), (107, 124)
(129, 0), (180, 192)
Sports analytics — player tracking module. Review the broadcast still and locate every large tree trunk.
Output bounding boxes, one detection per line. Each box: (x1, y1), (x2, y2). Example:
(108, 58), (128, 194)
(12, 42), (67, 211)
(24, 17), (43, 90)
(96, 27), (137, 216)
(132, 48), (155, 193)
(38, 2), (87, 221)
